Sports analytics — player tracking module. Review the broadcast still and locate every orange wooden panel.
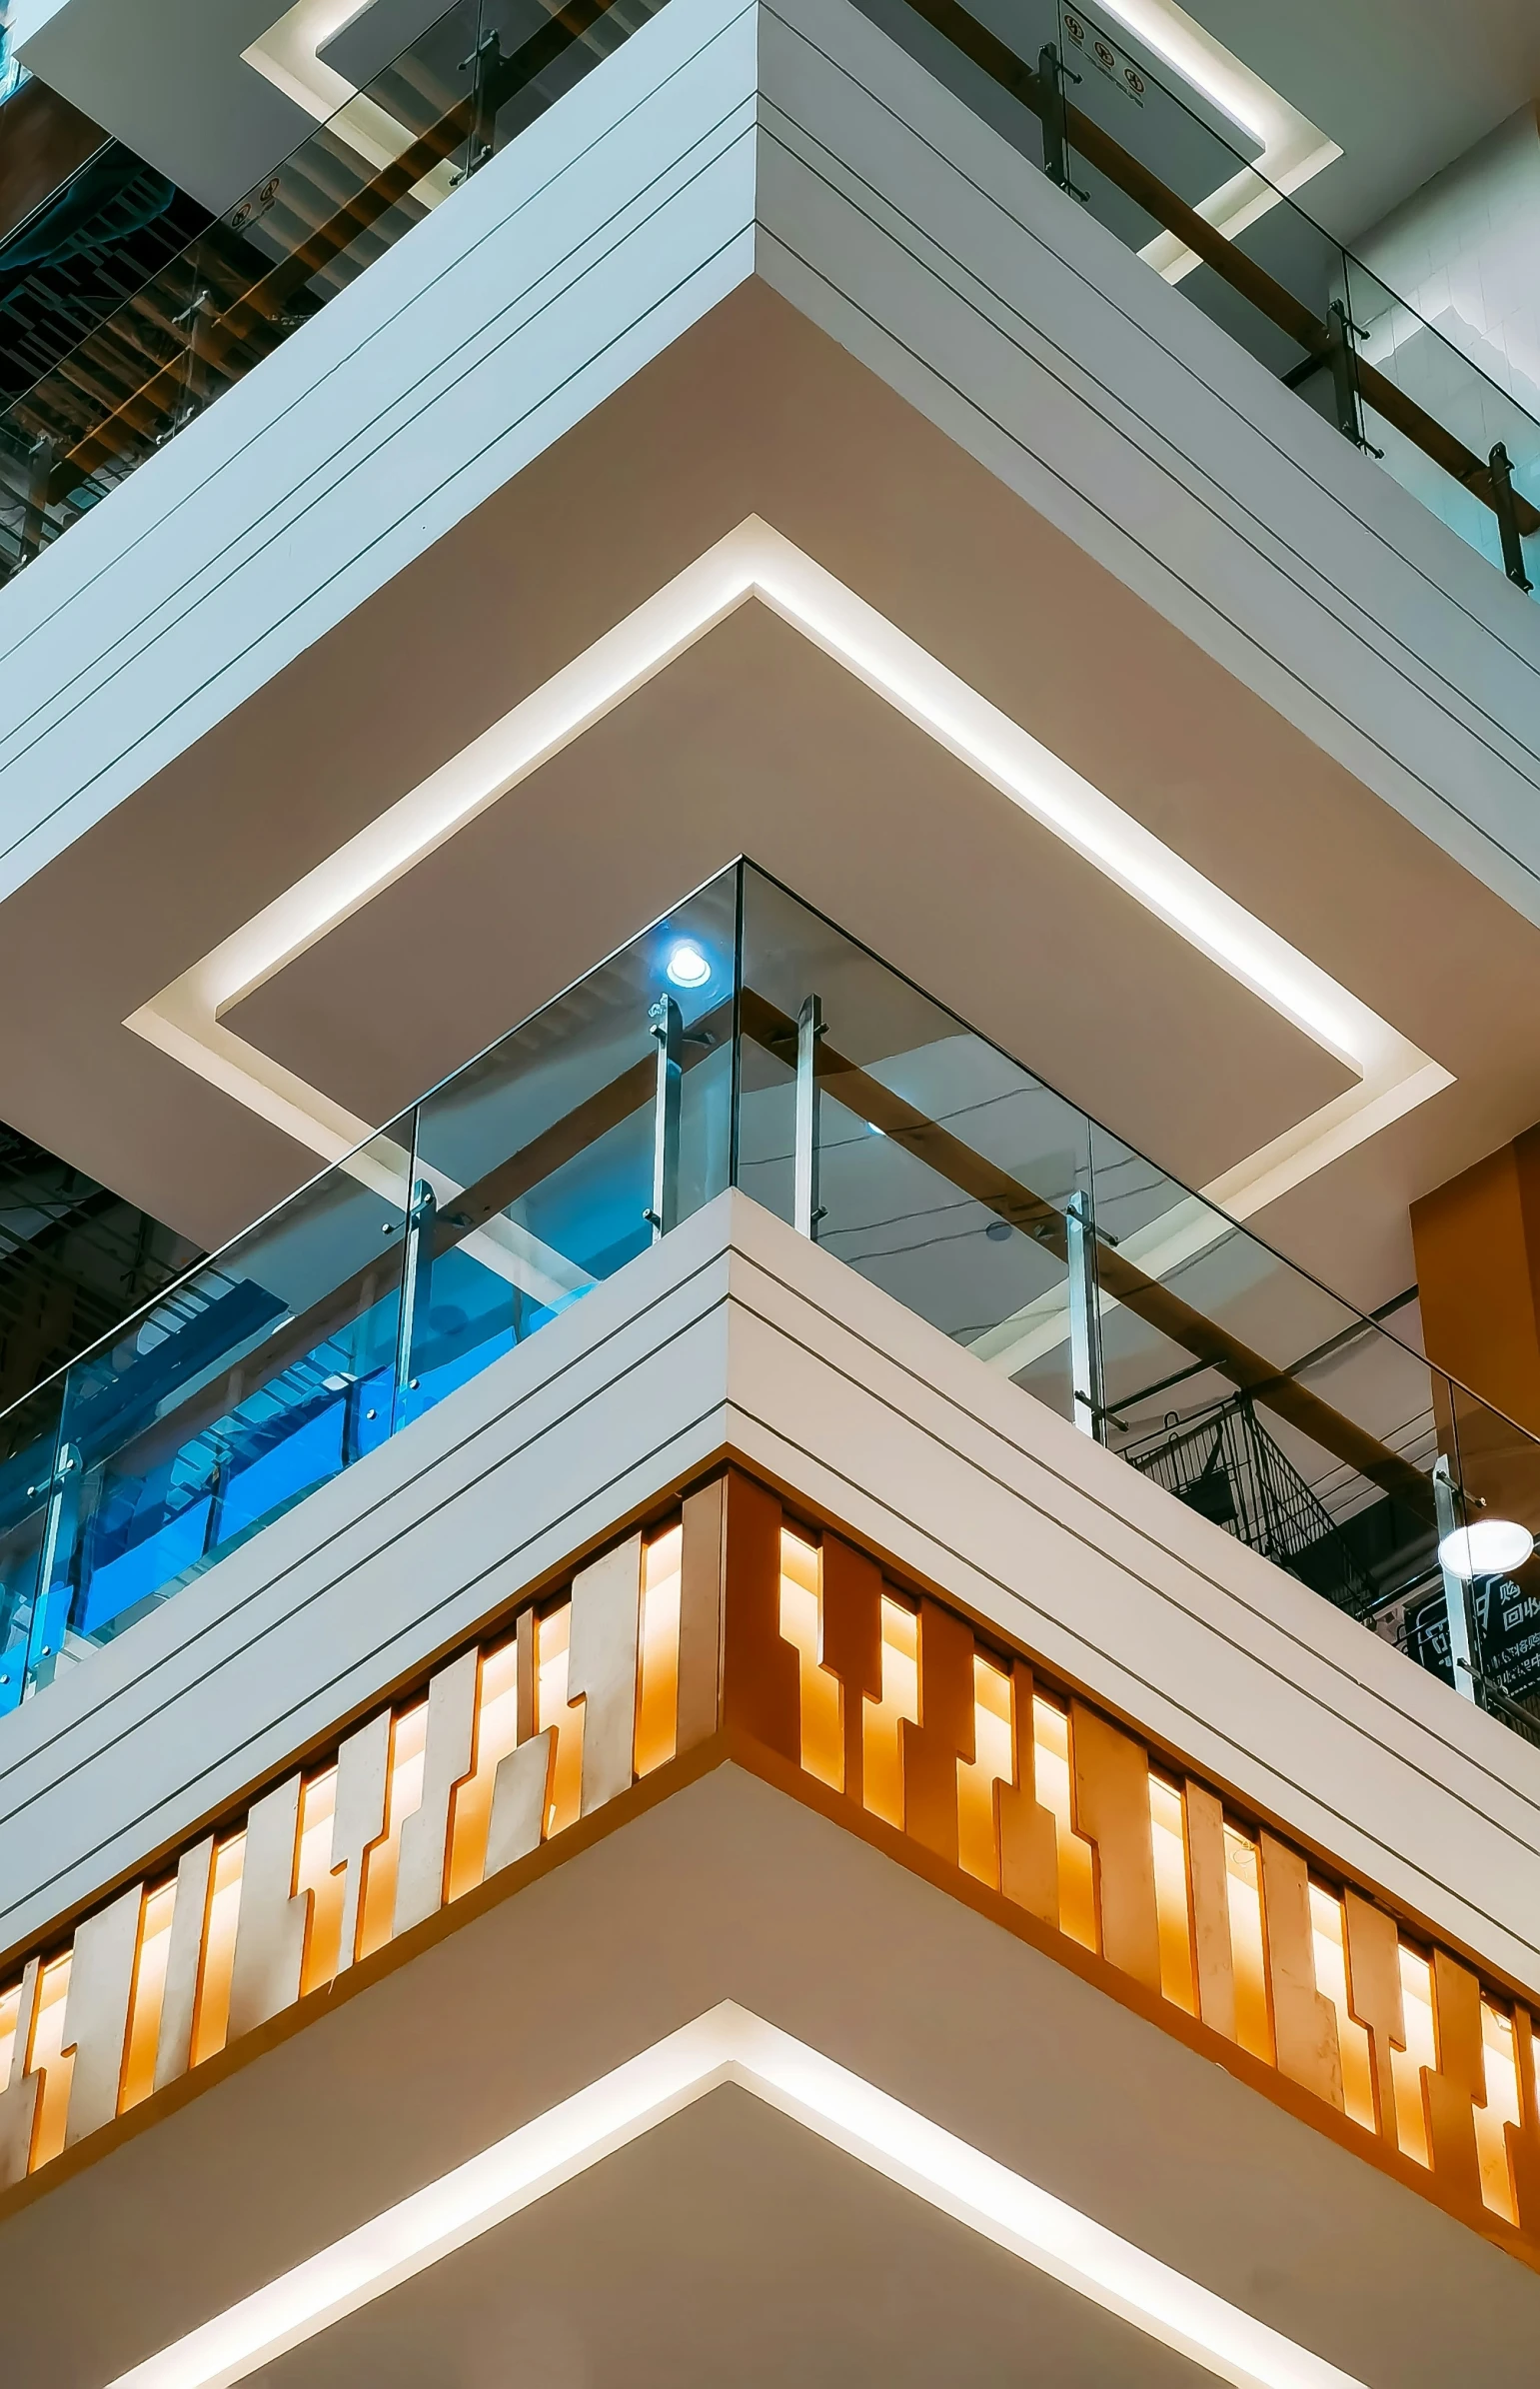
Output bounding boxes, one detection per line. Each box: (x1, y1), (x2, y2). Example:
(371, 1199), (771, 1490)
(678, 1479), (726, 1753)
(996, 1665), (1058, 1927)
(1508, 2007), (1540, 2236)
(1423, 1948), (1487, 2210)
(819, 1533), (883, 1804)
(1343, 1888), (1405, 2148)
(900, 1599), (976, 1866)
(721, 1471), (800, 1762)
(1258, 1833), (1344, 2111)
(1070, 1703), (1160, 1995)
(1184, 1780), (1236, 2041)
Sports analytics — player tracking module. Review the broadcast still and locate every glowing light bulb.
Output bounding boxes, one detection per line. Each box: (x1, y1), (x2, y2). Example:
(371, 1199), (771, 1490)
(1438, 1518), (1535, 1580)
(665, 941), (711, 990)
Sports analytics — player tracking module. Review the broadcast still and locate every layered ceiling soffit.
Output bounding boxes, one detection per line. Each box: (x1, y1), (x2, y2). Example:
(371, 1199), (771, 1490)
(119, 519), (1447, 1271)
(3, 1464), (1538, 2292)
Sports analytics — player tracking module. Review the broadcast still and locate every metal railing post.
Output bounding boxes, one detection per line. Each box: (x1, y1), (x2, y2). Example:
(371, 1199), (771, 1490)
(1488, 443), (1534, 592)
(460, 27), (505, 176)
(793, 994), (825, 1240)
(1037, 45), (1086, 201)
(18, 434), (53, 564)
(169, 286), (211, 435)
(25, 1439), (81, 1691)
(1325, 302), (1365, 448)
(1066, 1190), (1106, 1443)
(647, 995), (683, 1241)
(392, 1178), (437, 1424)
(1432, 1455), (1478, 1702)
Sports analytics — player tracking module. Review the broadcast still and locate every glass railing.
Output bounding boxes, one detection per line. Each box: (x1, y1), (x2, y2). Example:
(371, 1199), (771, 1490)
(2, 0), (1538, 602)
(2, 860), (1539, 1752)
(859, 0), (1540, 594)
(0, 0), (1535, 599)
(0, 0), (661, 577)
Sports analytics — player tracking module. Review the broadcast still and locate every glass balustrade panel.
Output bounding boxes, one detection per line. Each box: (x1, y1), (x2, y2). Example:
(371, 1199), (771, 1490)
(1343, 249), (1540, 588)
(738, 865), (1090, 1420)
(5, 857), (1540, 1758)
(0, 0), (665, 581)
(0, 1375), (65, 1716)
(27, 1120), (415, 1695)
(400, 873), (737, 1432)
(1086, 1120), (1446, 1627)
(852, 0), (1539, 596)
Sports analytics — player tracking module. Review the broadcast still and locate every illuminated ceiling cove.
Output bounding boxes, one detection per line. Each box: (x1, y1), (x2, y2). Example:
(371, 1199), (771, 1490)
(106, 2001), (1365, 2389)
(127, 518), (1450, 1256)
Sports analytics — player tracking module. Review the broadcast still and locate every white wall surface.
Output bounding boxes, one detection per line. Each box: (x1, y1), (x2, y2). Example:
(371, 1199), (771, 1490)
(2, 0), (1540, 932)
(1, 1191), (1537, 2004)
(1356, 105), (1540, 420)
(1345, 103), (1540, 573)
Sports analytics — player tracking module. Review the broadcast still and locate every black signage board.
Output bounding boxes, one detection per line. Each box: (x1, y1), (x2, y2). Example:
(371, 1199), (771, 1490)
(1399, 1574), (1540, 1709)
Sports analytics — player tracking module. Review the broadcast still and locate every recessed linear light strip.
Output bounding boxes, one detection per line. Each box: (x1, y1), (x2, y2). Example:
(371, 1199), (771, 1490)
(105, 2002), (1365, 2389)
(1055, 0), (1340, 283)
(127, 517), (1446, 1246)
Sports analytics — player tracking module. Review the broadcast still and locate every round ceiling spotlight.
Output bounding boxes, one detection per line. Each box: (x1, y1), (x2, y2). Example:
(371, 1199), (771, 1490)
(1437, 1517), (1535, 1581)
(665, 940), (712, 990)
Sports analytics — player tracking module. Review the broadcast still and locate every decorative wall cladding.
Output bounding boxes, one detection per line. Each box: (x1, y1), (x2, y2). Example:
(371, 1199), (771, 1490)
(2, 1466), (1539, 2271)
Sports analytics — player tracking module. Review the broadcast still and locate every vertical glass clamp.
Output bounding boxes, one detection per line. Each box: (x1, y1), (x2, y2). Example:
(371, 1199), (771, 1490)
(393, 1177), (438, 1423)
(793, 994), (826, 1240)
(647, 996), (683, 1241)
(1066, 1190), (1106, 1444)
(1488, 443), (1534, 593)
(1432, 1454), (1478, 1702)
(1036, 44), (1087, 202)
(26, 1439), (82, 1692)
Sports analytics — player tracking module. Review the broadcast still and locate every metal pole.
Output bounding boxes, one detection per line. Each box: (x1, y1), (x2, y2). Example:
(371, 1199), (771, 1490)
(1488, 443), (1533, 592)
(171, 287), (210, 434)
(1066, 1191), (1105, 1443)
(647, 996), (683, 1241)
(18, 434), (53, 564)
(25, 1440), (81, 1692)
(1432, 1455), (1478, 1702)
(793, 994), (825, 1240)
(393, 1178), (437, 1424)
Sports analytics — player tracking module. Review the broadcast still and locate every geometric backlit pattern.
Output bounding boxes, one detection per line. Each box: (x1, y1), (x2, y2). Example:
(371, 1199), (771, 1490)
(3, 1468), (1536, 2277)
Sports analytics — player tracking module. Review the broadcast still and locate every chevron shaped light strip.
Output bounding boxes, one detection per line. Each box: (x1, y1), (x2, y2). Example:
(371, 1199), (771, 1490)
(126, 516), (1449, 1244)
(105, 2001), (1364, 2389)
